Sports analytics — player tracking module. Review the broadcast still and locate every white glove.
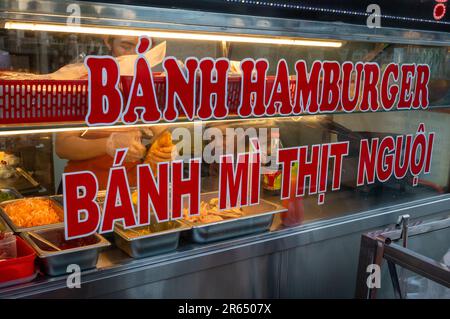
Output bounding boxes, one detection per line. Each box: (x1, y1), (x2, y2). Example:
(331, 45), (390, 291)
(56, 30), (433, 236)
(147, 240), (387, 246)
(106, 131), (146, 162)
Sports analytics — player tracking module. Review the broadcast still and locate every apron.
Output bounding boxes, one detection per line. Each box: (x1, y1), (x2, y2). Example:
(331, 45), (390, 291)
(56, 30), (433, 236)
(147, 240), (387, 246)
(64, 154), (138, 190)
(62, 130), (140, 190)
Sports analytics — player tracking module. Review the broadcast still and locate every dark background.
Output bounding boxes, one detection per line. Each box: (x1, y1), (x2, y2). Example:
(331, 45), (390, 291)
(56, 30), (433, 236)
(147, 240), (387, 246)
(83, 0), (449, 32)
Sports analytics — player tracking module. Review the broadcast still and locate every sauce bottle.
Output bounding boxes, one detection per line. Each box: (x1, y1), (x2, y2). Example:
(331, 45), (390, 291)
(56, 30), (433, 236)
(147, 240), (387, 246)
(281, 163), (304, 227)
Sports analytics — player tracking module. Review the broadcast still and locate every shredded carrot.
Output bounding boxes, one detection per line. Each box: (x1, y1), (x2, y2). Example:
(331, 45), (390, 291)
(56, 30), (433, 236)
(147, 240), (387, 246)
(3, 198), (62, 228)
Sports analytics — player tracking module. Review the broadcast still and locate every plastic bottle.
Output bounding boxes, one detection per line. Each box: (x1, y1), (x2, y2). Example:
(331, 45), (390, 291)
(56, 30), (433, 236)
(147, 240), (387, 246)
(281, 163), (305, 227)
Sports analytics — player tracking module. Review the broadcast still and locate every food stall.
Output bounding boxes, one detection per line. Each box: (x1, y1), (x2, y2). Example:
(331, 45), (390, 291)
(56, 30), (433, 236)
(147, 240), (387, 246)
(0, 0), (449, 298)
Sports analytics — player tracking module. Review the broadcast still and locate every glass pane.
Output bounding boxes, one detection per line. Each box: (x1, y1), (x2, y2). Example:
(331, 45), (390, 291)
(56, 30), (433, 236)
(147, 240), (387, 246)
(0, 21), (448, 226)
(378, 224), (450, 299)
(0, 133), (54, 194)
(402, 270), (450, 299)
(1, 29), (449, 115)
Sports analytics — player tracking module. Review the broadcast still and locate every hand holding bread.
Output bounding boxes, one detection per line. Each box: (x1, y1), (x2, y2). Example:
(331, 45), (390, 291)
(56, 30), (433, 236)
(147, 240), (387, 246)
(144, 130), (176, 173)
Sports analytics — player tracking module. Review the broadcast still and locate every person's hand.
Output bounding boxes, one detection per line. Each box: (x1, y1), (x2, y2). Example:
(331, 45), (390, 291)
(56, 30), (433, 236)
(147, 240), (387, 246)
(106, 131), (146, 162)
(145, 131), (176, 172)
(148, 144), (175, 162)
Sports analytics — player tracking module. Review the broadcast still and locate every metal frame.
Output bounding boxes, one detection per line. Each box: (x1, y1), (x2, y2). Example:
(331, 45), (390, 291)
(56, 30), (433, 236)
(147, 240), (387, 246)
(355, 214), (450, 299)
(1, 0), (449, 46)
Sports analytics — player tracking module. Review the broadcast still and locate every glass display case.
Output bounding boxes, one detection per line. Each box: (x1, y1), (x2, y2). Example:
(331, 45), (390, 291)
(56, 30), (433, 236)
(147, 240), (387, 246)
(0, 0), (448, 298)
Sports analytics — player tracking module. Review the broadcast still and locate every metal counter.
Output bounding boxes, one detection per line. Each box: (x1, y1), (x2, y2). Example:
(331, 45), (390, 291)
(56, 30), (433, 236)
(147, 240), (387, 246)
(0, 0), (449, 299)
(0, 190), (448, 299)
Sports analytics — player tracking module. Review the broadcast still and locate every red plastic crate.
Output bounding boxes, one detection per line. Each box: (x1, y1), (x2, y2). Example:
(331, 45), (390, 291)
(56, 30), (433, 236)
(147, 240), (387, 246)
(0, 75), (297, 125)
(0, 79), (89, 124)
(0, 236), (36, 284)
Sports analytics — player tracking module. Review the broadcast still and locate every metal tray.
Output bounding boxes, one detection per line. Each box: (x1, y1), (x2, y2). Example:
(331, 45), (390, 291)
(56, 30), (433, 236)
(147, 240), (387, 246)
(0, 167), (40, 194)
(21, 228), (110, 276)
(0, 197), (65, 233)
(51, 190), (111, 206)
(183, 192), (286, 243)
(96, 188), (137, 205)
(114, 220), (190, 258)
(0, 188), (23, 203)
(51, 193), (117, 241)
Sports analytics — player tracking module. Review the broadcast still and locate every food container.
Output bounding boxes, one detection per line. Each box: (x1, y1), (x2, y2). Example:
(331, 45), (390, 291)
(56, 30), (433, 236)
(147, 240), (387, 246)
(114, 220), (190, 258)
(0, 167), (41, 195)
(96, 189), (137, 205)
(21, 227), (110, 276)
(0, 188), (23, 203)
(0, 236), (36, 287)
(52, 192), (126, 241)
(183, 192), (286, 243)
(0, 197), (65, 233)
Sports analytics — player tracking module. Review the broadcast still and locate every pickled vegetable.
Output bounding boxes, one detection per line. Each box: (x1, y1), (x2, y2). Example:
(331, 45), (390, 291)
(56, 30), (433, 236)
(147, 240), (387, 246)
(3, 198), (63, 228)
(0, 191), (14, 203)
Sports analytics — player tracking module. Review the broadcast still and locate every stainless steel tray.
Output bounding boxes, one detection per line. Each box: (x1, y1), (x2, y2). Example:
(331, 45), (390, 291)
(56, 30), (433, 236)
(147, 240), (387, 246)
(114, 220), (190, 258)
(96, 188), (136, 205)
(21, 227), (110, 276)
(0, 188), (23, 203)
(183, 192), (286, 243)
(51, 192), (125, 242)
(0, 167), (40, 194)
(52, 190), (112, 206)
(0, 197), (65, 233)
